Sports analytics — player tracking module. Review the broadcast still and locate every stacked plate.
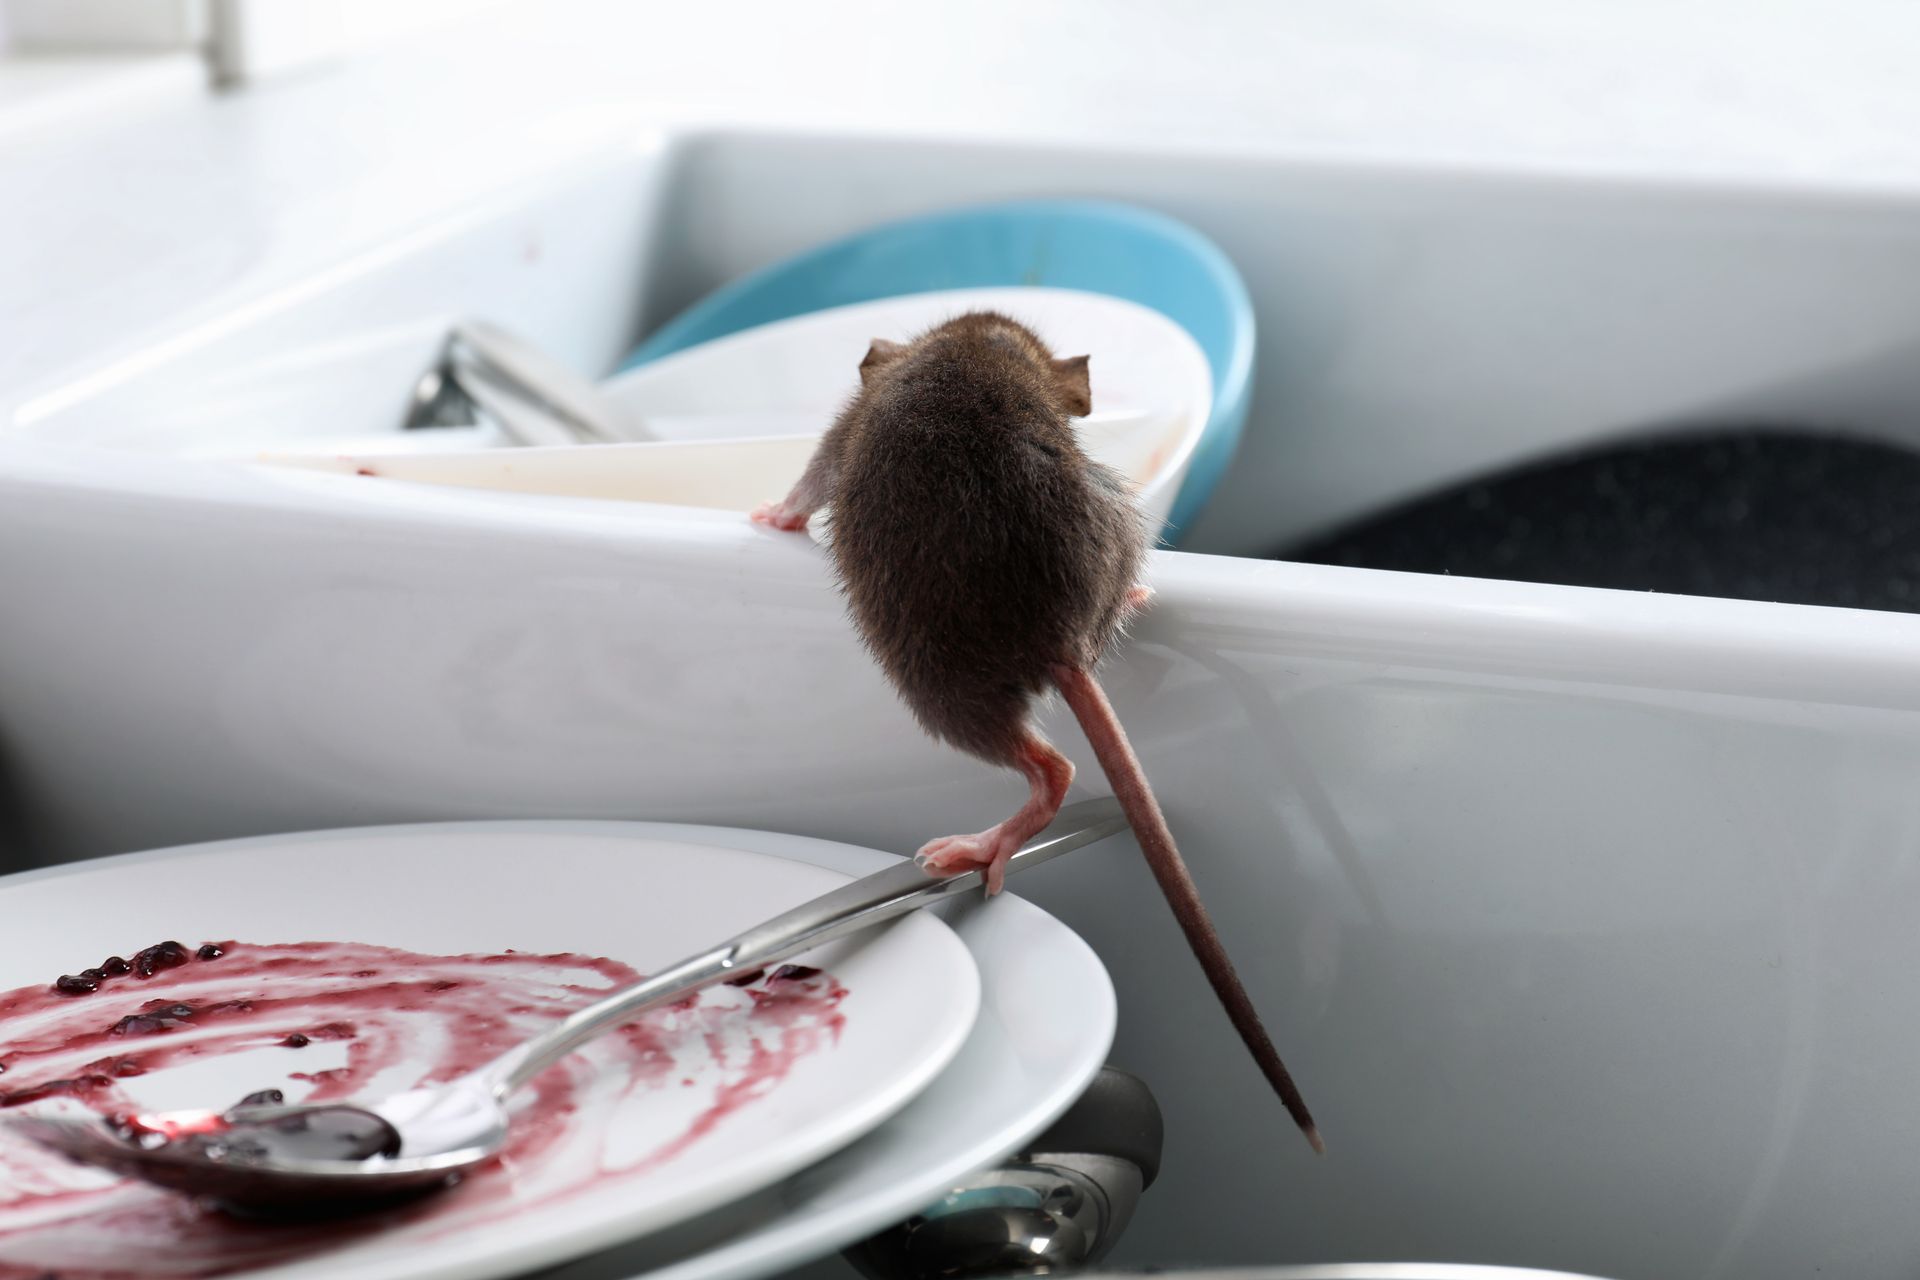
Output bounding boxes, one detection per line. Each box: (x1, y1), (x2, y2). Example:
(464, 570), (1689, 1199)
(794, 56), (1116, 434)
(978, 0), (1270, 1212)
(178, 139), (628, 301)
(0, 821), (1116, 1280)
(250, 287), (1214, 532)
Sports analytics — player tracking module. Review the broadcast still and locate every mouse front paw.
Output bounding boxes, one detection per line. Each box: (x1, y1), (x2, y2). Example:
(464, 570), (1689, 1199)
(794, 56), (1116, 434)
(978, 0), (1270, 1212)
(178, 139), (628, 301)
(750, 501), (810, 532)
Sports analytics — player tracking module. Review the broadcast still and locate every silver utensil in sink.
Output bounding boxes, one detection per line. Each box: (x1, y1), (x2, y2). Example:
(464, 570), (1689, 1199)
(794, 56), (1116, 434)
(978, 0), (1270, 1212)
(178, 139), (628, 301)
(404, 320), (650, 445)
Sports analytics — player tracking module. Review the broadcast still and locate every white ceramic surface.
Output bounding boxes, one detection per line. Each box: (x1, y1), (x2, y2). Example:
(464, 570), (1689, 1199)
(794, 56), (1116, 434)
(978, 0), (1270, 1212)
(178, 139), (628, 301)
(0, 826), (980, 1280)
(528, 819), (1119, 1280)
(65, 284), (1196, 532)
(599, 289), (1207, 438)
(259, 434), (827, 511)
(11, 125), (1920, 1280)
(253, 288), (1207, 524)
(598, 288), (1208, 524)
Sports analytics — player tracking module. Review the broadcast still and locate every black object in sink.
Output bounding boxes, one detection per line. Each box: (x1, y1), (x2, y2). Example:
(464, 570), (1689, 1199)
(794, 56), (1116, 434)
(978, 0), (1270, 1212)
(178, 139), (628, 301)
(1282, 427), (1920, 612)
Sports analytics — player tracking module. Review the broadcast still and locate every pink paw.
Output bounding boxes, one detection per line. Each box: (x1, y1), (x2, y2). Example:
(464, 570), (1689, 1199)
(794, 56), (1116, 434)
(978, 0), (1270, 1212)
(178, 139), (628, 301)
(751, 501), (809, 532)
(1125, 584), (1154, 610)
(917, 832), (1018, 896)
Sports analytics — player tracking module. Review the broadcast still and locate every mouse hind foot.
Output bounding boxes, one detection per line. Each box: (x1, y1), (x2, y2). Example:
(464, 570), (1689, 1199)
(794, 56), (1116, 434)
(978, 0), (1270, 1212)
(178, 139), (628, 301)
(916, 830), (1019, 894)
(916, 734), (1074, 895)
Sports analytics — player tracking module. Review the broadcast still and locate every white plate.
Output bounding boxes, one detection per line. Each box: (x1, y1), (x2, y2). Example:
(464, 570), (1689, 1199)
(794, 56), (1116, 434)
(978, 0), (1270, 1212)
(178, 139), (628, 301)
(534, 820), (1119, 1280)
(252, 287), (1213, 528)
(602, 287), (1210, 449)
(0, 827), (981, 1280)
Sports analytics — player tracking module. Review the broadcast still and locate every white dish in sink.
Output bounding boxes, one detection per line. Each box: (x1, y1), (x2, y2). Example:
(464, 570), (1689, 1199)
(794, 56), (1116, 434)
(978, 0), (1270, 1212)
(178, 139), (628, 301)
(530, 818), (1119, 1280)
(253, 288), (1211, 527)
(0, 824), (980, 1280)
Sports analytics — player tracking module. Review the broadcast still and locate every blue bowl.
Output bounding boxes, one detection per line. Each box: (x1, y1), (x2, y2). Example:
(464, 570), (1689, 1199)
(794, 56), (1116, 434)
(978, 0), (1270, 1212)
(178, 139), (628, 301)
(621, 200), (1254, 540)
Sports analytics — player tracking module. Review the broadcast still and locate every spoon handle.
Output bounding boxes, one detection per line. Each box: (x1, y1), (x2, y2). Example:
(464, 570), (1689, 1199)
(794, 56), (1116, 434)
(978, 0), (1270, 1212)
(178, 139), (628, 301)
(449, 320), (648, 445)
(479, 798), (1127, 1099)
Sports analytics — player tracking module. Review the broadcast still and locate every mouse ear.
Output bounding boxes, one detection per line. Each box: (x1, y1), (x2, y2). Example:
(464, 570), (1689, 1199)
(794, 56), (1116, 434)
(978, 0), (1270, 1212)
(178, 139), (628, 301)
(1052, 355), (1092, 417)
(859, 338), (907, 385)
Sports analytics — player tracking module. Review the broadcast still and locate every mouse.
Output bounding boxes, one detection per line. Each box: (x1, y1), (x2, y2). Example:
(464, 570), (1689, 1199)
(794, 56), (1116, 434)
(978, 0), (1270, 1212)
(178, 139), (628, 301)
(753, 310), (1322, 1152)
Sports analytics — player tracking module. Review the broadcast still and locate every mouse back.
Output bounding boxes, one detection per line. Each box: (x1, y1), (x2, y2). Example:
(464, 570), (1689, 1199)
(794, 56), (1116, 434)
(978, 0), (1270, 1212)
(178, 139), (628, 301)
(825, 312), (1148, 754)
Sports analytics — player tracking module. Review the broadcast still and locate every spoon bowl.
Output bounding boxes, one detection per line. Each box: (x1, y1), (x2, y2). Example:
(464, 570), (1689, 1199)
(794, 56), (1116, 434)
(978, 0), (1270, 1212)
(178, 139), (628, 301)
(8, 1103), (483, 1211)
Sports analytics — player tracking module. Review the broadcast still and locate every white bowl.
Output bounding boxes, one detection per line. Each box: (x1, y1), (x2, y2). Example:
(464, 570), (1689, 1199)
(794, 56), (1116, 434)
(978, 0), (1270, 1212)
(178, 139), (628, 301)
(251, 288), (1209, 528)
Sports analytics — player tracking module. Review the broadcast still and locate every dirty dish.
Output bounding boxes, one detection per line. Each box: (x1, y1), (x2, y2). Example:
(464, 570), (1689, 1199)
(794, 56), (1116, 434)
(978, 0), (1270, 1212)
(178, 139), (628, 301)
(260, 287), (1212, 527)
(0, 827), (979, 1280)
(10, 803), (1120, 1216)
(489, 817), (1119, 1280)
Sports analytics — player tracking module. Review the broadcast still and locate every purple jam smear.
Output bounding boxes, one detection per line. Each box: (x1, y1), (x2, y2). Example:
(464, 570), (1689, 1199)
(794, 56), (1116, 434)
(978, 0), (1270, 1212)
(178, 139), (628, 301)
(0, 938), (849, 1278)
(108, 1004), (197, 1037)
(49, 941), (227, 999)
(132, 941), (191, 979)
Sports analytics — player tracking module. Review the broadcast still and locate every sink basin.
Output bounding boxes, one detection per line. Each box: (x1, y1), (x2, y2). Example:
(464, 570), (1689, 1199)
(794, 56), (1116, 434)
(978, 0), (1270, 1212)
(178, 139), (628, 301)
(6, 126), (1920, 1280)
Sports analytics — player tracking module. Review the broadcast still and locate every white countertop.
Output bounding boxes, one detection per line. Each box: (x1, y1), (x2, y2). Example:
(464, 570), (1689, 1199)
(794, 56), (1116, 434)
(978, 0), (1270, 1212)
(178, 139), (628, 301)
(7, 0), (1920, 412)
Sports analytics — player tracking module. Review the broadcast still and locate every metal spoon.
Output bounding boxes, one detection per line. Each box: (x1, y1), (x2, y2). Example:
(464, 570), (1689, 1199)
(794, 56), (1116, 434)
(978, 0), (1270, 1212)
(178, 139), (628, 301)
(5, 801), (1126, 1214)
(405, 320), (651, 445)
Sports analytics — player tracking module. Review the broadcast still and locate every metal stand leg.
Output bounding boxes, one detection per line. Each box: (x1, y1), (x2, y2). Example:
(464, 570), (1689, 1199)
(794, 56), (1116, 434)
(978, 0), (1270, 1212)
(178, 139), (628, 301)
(843, 1066), (1164, 1280)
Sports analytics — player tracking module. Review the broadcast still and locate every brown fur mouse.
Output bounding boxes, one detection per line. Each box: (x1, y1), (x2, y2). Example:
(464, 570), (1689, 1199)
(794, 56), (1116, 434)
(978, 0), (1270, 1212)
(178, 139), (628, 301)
(753, 310), (1321, 1152)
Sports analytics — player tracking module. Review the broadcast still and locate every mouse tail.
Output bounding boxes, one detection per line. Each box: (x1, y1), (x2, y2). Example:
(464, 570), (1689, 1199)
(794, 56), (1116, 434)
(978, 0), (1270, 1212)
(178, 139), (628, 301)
(1051, 662), (1325, 1155)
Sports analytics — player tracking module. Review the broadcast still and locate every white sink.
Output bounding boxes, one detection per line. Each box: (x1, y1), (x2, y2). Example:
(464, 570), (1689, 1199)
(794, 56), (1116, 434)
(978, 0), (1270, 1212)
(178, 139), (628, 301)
(7, 127), (1920, 1280)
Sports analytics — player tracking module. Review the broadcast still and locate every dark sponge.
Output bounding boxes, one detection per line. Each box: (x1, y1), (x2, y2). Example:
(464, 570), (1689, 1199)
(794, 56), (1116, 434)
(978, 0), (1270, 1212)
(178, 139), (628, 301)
(1283, 427), (1920, 613)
